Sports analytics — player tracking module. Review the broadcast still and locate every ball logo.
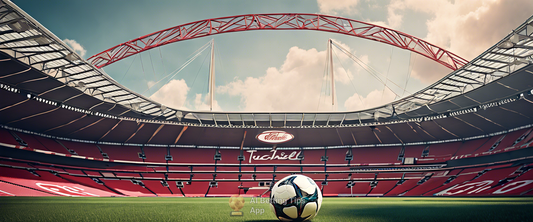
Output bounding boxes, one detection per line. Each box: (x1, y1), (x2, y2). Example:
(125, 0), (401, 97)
(256, 130), (294, 144)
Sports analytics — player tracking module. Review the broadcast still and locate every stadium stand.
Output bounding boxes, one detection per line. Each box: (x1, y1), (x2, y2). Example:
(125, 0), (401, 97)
(0, 129), (20, 145)
(1, 126), (532, 199)
(60, 141), (102, 159)
(452, 138), (491, 156)
(1, 0), (533, 201)
(0, 180), (57, 196)
(99, 145), (142, 161)
(33, 137), (71, 155)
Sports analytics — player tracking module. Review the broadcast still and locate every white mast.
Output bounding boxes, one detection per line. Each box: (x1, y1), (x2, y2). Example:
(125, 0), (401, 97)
(209, 39), (215, 111)
(329, 39), (335, 108)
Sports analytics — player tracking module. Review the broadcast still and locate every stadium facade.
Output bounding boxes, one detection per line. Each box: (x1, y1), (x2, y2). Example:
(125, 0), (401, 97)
(1, 0), (533, 197)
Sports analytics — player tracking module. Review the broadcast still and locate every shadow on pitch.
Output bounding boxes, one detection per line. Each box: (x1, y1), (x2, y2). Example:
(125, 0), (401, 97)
(244, 220), (279, 222)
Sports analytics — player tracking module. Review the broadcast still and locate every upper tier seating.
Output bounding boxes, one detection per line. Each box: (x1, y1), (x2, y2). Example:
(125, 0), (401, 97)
(1, 127), (531, 166)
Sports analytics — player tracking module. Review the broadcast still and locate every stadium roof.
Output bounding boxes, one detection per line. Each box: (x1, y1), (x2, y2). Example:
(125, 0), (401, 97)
(1, 0), (533, 147)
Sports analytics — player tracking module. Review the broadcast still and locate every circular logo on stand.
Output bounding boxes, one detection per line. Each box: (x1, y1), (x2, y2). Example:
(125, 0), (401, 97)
(256, 131), (294, 144)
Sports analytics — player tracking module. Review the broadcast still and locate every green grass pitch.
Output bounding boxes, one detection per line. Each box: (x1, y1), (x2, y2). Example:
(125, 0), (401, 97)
(0, 196), (532, 221)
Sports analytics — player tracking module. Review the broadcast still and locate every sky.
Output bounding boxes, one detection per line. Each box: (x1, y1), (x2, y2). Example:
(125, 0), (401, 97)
(12, 0), (533, 112)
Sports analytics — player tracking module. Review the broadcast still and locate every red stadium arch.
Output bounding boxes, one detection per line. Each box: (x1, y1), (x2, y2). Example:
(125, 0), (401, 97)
(88, 13), (468, 70)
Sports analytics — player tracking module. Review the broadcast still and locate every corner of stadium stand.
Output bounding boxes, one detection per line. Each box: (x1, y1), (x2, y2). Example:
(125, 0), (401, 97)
(1, 0), (533, 197)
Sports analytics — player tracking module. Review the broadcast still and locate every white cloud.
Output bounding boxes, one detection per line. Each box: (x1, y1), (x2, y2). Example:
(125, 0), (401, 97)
(318, 0), (360, 15)
(361, 0), (405, 29)
(149, 79), (189, 109)
(344, 88), (396, 111)
(385, 0), (405, 29)
(384, 0), (533, 83)
(327, 0), (532, 84)
(218, 41), (365, 112)
(63, 39), (87, 58)
(147, 81), (156, 89)
(193, 94), (222, 111)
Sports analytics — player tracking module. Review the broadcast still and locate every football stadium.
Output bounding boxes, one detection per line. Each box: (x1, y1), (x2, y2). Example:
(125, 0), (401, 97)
(1, 0), (533, 221)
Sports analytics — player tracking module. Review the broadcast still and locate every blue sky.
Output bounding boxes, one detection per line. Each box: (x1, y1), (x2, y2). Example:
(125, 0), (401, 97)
(12, 0), (533, 112)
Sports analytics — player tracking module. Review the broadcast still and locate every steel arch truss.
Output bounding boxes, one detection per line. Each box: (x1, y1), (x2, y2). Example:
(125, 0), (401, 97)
(88, 13), (468, 70)
(2, 0), (533, 127)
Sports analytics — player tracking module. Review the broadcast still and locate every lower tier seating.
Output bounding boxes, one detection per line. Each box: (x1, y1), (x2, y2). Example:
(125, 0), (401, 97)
(1, 160), (530, 197)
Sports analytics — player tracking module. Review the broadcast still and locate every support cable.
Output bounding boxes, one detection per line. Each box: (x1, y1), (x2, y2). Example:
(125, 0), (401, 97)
(402, 52), (416, 97)
(158, 47), (167, 78)
(148, 50), (157, 79)
(332, 47), (364, 106)
(139, 53), (152, 95)
(144, 41), (212, 96)
(317, 40), (330, 111)
(331, 40), (411, 97)
(381, 47), (393, 102)
(120, 54), (138, 83)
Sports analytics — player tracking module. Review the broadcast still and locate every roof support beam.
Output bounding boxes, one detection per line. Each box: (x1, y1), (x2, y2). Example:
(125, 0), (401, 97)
(488, 51), (528, 59)
(29, 56), (65, 66)
(463, 69), (491, 75)
(101, 89), (128, 97)
(98, 119), (122, 141)
(447, 77), (479, 85)
(453, 75), (483, 83)
(59, 69), (94, 79)
(7, 107), (60, 124)
(174, 126), (188, 144)
(44, 114), (88, 133)
(480, 58), (515, 65)
(469, 63), (504, 71)
(432, 87), (462, 93)
(124, 123), (145, 143)
(146, 124), (165, 144)
(0, 43), (52, 50)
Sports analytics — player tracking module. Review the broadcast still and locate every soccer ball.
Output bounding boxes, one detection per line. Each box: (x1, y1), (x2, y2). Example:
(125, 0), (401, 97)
(270, 174), (322, 221)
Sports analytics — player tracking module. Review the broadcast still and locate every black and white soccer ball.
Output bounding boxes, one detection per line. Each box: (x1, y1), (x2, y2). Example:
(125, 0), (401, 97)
(270, 174), (322, 221)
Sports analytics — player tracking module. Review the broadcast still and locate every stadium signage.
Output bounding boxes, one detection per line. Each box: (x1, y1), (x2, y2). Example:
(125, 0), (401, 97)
(246, 149), (301, 163)
(437, 180), (533, 196)
(36, 183), (98, 197)
(256, 130), (294, 144)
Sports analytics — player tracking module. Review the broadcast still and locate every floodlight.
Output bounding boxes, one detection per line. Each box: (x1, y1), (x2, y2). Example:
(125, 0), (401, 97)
(65, 52), (78, 61)
(34, 36), (50, 44)
(498, 41), (514, 49)
(8, 20), (30, 32)
(130, 102), (141, 111)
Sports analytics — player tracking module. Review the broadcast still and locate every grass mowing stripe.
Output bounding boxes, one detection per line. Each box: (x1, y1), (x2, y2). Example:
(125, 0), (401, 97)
(0, 197), (532, 221)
